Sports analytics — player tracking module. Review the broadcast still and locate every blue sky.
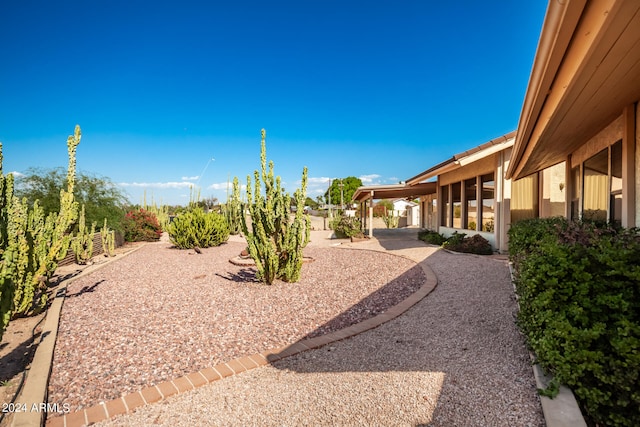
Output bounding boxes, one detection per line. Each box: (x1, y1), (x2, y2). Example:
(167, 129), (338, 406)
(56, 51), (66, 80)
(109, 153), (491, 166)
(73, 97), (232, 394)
(0, 1), (547, 206)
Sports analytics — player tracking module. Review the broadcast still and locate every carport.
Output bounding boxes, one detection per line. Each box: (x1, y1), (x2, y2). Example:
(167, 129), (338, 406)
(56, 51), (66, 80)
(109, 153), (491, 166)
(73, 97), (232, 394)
(352, 182), (437, 237)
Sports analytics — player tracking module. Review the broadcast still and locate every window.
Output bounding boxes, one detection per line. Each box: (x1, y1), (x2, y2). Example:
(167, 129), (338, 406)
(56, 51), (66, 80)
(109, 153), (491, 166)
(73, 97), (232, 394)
(465, 178), (477, 230)
(440, 172), (495, 232)
(583, 148), (608, 222)
(511, 174), (538, 223)
(452, 182), (461, 228)
(571, 166), (580, 221)
(577, 140), (623, 224)
(481, 173), (495, 232)
(441, 185), (449, 226)
(610, 141), (622, 225)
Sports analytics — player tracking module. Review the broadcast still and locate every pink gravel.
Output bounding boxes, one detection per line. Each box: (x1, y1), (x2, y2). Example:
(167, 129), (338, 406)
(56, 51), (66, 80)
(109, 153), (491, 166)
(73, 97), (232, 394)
(47, 240), (424, 414)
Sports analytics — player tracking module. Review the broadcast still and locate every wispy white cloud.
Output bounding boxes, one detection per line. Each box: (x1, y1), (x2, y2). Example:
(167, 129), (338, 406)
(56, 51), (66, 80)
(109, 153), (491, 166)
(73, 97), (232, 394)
(308, 177), (331, 184)
(181, 175), (199, 181)
(359, 174), (382, 184)
(9, 171), (25, 178)
(118, 181), (194, 189)
(207, 182), (247, 191)
(304, 176), (331, 197)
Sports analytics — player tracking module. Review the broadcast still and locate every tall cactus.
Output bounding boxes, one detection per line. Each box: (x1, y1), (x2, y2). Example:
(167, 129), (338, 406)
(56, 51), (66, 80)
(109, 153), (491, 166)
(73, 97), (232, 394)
(0, 125), (81, 336)
(223, 176), (243, 235)
(240, 129), (310, 285)
(0, 150), (16, 337)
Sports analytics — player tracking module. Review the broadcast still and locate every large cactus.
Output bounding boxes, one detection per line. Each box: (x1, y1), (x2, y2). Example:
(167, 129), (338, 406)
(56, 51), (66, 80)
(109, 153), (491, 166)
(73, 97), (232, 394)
(240, 129), (310, 285)
(0, 151), (16, 337)
(0, 126), (81, 336)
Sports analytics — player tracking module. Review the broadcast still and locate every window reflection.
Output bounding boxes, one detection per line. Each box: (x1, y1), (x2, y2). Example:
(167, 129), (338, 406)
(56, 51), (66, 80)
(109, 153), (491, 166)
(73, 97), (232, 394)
(610, 140), (622, 224)
(441, 185), (449, 227)
(452, 182), (461, 228)
(583, 148), (608, 222)
(465, 178), (477, 230)
(481, 173), (495, 232)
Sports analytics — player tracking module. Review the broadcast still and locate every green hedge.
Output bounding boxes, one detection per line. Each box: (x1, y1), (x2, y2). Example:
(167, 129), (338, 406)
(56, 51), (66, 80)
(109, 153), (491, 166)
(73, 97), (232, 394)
(418, 229), (492, 255)
(508, 218), (640, 427)
(167, 208), (229, 249)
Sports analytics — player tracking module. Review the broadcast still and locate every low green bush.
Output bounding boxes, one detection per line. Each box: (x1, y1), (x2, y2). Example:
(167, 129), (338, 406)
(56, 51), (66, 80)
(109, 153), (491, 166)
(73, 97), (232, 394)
(329, 215), (362, 238)
(441, 231), (493, 255)
(417, 229), (447, 245)
(419, 230), (493, 255)
(444, 233), (492, 255)
(123, 209), (162, 242)
(167, 208), (230, 249)
(509, 218), (640, 427)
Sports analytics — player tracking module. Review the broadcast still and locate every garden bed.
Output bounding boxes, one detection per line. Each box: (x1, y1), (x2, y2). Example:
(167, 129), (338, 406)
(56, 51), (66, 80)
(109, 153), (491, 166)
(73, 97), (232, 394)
(47, 241), (425, 415)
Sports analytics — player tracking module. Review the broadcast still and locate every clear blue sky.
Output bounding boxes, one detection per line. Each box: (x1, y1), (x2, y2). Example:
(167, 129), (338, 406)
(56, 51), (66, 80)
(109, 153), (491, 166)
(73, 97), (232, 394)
(0, 1), (547, 206)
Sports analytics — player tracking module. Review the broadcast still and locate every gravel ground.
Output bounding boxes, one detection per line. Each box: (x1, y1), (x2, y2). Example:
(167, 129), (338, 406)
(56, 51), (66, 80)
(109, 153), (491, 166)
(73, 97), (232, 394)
(47, 239), (424, 415)
(95, 239), (545, 427)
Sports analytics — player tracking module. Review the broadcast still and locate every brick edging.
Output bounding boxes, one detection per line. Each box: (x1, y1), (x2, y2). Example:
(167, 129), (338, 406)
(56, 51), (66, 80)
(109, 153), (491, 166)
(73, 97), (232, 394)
(45, 251), (439, 427)
(10, 244), (148, 427)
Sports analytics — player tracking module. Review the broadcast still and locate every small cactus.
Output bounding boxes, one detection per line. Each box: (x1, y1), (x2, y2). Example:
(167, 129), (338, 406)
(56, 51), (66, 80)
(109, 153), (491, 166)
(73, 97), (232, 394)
(222, 176), (243, 235)
(100, 218), (115, 257)
(72, 204), (95, 264)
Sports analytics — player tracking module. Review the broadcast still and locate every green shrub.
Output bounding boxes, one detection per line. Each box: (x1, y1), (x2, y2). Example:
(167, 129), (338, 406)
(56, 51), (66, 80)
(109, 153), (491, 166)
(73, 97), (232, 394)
(442, 231), (493, 255)
(418, 230), (493, 255)
(442, 231), (466, 249)
(452, 233), (493, 255)
(123, 209), (162, 242)
(509, 218), (640, 427)
(167, 208), (229, 249)
(329, 215), (363, 238)
(417, 229), (447, 245)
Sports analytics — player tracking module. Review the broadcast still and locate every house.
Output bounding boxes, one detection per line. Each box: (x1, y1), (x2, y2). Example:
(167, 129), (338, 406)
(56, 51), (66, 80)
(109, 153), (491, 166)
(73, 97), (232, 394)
(386, 199), (420, 227)
(406, 132), (516, 253)
(506, 0), (640, 228)
(351, 132), (534, 251)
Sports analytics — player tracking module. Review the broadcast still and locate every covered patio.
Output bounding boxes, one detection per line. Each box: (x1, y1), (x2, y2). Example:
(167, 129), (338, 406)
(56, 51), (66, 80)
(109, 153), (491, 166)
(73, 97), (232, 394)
(352, 182), (437, 237)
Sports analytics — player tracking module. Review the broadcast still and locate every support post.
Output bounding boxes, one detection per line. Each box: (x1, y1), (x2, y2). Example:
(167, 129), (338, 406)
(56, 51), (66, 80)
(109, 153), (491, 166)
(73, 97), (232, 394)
(369, 191), (374, 238)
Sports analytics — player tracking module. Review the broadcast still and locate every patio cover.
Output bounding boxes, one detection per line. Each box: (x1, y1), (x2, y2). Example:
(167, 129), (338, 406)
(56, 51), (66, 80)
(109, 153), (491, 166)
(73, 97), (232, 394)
(351, 182), (436, 202)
